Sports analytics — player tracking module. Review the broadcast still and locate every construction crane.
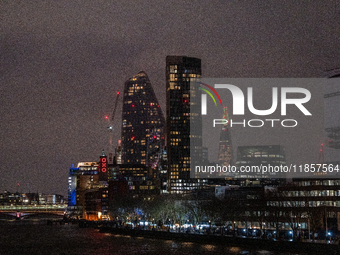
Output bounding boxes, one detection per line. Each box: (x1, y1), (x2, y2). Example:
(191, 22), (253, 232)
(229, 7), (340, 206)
(105, 91), (120, 164)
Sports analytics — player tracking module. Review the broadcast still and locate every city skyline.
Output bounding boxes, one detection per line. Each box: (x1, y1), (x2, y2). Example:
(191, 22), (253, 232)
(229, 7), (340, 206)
(1, 1), (339, 196)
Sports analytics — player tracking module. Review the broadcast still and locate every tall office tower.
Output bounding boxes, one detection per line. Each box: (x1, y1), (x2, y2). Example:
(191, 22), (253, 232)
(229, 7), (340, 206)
(218, 107), (233, 168)
(121, 71), (165, 166)
(166, 56), (202, 194)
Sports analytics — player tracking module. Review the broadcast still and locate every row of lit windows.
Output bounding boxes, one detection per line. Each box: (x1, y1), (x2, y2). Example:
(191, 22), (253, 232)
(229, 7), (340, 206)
(170, 131), (180, 135)
(268, 200), (340, 207)
(172, 183), (197, 186)
(122, 120), (161, 125)
(171, 138), (181, 142)
(237, 161), (286, 165)
(139, 186), (155, 190)
(169, 83), (181, 90)
(123, 111), (159, 116)
(125, 91), (146, 96)
(121, 167), (143, 171)
(124, 101), (154, 106)
(128, 85), (144, 90)
(171, 187), (196, 191)
(284, 190), (340, 197)
(171, 116), (181, 120)
(298, 180), (340, 186)
(79, 167), (97, 171)
(169, 73), (198, 79)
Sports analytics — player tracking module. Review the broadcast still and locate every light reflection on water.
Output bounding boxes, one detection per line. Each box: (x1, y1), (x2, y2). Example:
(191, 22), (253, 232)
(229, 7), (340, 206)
(0, 221), (279, 255)
(202, 244), (216, 252)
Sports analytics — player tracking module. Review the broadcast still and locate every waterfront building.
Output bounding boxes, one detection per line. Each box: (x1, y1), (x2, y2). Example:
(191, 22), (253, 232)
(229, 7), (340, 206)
(67, 152), (110, 218)
(121, 71), (165, 167)
(0, 191), (64, 206)
(266, 178), (340, 233)
(68, 161), (98, 209)
(84, 187), (109, 220)
(214, 177), (340, 237)
(109, 163), (160, 196)
(166, 56), (203, 194)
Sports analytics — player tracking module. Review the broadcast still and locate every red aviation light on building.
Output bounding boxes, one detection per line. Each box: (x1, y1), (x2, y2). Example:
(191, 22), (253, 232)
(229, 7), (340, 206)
(104, 115), (109, 120)
(117, 92), (120, 95)
(153, 135), (157, 139)
(132, 104), (135, 107)
(132, 136), (135, 140)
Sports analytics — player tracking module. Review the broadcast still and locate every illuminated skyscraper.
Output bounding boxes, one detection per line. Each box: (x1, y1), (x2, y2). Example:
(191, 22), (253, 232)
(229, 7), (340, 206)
(166, 56), (202, 194)
(218, 107), (233, 169)
(121, 71), (165, 166)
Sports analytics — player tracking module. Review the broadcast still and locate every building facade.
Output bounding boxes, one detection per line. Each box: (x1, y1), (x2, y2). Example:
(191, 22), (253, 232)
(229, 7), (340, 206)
(121, 71), (165, 167)
(235, 145), (286, 183)
(166, 56), (203, 194)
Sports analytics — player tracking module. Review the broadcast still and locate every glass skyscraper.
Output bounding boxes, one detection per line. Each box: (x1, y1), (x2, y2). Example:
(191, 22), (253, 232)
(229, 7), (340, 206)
(121, 71), (165, 167)
(166, 56), (202, 194)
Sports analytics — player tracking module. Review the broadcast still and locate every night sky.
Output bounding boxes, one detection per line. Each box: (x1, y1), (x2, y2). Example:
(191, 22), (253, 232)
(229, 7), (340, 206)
(1, 1), (339, 196)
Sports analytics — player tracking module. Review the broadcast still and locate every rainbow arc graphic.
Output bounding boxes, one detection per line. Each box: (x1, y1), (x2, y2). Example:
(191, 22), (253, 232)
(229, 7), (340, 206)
(199, 82), (223, 115)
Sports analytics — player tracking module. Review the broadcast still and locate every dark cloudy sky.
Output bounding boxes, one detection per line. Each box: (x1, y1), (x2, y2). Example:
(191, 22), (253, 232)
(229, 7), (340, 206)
(1, 1), (339, 196)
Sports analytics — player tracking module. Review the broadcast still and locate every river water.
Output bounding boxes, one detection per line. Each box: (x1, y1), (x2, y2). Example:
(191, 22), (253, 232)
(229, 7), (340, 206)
(0, 220), (298, 255)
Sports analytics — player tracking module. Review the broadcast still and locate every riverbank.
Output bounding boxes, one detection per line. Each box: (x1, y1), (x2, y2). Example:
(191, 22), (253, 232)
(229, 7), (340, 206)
(98, 224), (340, 254)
